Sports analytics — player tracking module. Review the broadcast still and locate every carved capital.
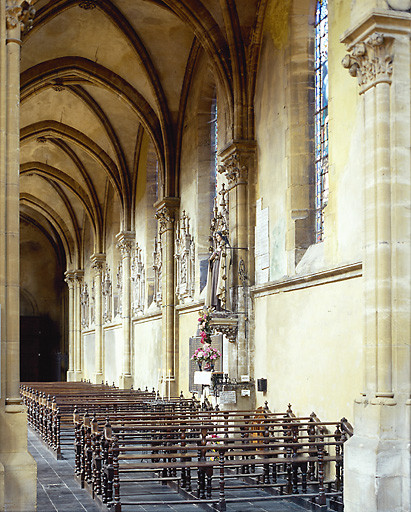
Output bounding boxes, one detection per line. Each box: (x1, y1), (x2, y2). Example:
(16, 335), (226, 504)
(6, 1), (36, 32)
(91, 253), (105, 273)
(116, 232), (135, 257)
(74, 269), (84, 283)
(155, 197), (180, 236)
(64, 270), (76, 288)
(218, 152), (248, 187)
(217, 141), (256, 188)
(210, 316), (238, 344)
(342, 33), (393, 93)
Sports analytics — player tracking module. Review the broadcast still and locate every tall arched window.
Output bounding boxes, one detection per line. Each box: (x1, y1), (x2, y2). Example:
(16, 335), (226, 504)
(314, 0), (328, 242)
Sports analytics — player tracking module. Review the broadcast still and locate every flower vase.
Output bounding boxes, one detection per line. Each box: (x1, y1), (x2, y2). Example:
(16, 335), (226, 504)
(204, 362), (214, 372)
(197, 362), (202, 371)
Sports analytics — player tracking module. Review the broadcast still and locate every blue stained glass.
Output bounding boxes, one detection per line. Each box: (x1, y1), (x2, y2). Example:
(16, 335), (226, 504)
(314, 0), (328, 242)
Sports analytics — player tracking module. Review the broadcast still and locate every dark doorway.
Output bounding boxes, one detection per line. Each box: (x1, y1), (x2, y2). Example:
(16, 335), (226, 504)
(20, 315), (63, 382)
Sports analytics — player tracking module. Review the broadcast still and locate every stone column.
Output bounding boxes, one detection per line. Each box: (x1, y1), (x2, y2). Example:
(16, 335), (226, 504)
(218, 141), (256, 384)
(73, 270), (84, 380)
(0, 2), (36, 511)
(64, 271), (76, 382)
(116, 233), (134, 389)
(155, 198), (180, 396)
(91, 254), (105, 384)
(341, 10), (410, 512)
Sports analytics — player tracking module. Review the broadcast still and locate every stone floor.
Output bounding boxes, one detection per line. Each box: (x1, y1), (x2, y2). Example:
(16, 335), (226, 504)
(28, 428), (330, 512)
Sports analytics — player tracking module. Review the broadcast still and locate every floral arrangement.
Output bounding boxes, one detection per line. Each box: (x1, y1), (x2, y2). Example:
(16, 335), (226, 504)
(198, 307), (213, 344)
(191, 344), (221, 364)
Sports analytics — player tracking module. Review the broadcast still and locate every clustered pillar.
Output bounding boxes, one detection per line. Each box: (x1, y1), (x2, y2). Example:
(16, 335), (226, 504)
(155, 198), (180, 396)
(341, 11), (410, 512)
(91, 254), (105, 384)
(117, 232), (135, 389)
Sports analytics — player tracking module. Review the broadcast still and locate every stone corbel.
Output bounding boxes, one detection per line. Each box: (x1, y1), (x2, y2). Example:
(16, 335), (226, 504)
(342, 32), (393, 93)
(210, 315), (238, 343)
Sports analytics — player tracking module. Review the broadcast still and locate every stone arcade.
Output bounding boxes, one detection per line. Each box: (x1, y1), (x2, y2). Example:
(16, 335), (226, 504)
(0, 0), (409, 510)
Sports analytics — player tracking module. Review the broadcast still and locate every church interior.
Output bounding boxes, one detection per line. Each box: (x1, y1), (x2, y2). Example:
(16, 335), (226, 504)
(0, 0), (410, 510)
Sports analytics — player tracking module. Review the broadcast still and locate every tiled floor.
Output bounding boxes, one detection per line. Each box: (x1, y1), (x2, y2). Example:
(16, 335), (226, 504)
(28, 428), (329, 512)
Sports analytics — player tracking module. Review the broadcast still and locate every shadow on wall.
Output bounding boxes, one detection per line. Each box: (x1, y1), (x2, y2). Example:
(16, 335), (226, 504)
(20, 315), (66, 382)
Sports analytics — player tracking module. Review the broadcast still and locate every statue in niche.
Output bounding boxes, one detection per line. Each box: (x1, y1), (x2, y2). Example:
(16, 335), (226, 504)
(205, 231), (230, 311)
(80, 283), (89, 329)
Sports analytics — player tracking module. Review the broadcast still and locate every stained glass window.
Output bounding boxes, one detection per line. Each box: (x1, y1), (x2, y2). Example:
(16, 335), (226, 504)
(314, 0), (328, 242)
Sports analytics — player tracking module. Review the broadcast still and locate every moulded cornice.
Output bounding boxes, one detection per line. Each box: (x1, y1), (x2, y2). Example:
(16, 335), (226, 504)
(341, 9), (411, 46)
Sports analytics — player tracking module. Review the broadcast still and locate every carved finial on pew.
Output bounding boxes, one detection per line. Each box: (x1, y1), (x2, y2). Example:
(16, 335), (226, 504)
(180, 391), (184, 399)
(287, 403), (293, 414)
(91, 413), (98, 435)
(112, 382), (115, 388)
(156, 390), (160, 399)
(145, 386), (148, 392)
(105, 381), (108, 386)
(152, 387), (155, 393)
(104, 418), (112, 440)
(264, 401), (270, 412)
(101, 379), (104, 385)
(215, 404), (220, 411)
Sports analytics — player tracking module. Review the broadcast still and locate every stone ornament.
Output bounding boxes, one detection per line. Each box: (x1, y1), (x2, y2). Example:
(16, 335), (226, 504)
(79, 0), (97, 9)
(155, 205), (175, 236)
(80, 283), (89, 329)
(153, 236), (162, 306)
(102, 264), (112, 324)
(131, 243), (145, 316)
(115, 261), (122, 317)
(218, 152), (248, 187)
(6, 0), (36, 31)
(209, 184), (229, 252)
(342, 33), (393, 93)
(175, 211), (195, 303)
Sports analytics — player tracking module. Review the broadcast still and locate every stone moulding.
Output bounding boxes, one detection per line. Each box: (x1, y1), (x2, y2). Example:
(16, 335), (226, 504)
(251, 262), (362, 298)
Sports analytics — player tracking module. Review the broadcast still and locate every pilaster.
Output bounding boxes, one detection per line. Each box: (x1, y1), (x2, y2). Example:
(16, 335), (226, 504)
(64, 271), (76, 382)
(155, 198), (180, 396)
(218, 140), (256, 404)
(0, 3), (37, 510)
(116, 233), (135, 389)
(91, 254), (105, 384)
(341, 9), (411, 512)
(73, 270), (84, 380)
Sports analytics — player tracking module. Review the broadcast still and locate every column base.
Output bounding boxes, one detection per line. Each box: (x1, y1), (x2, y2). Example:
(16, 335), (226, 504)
(93, 372), (104, 385)
(119, 374), (134, 389)
(344, 399), (410, 512)
(74, 371), (83, 381)
(0, 406), (37, 511)
(66, 370), (76, 382)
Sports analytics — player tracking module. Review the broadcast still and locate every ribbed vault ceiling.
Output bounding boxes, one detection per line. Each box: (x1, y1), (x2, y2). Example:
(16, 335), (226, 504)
(20, 0), (265, 269)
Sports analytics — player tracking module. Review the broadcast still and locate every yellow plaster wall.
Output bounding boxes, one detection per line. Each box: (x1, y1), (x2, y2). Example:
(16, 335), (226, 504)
(132, 316), (162, 391)
(254, 275), (363, 421)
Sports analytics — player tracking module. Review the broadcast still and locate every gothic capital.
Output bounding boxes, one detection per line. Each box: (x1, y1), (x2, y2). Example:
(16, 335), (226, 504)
(74, 269), (84, 283)
(116, 232), (135, 257)
(155, 197), (180, 235)
(6, 1), (36, 32)
(218, 140), (256, 188)
(64, 270), (76, 287)
(91, 253), (105, 272)
(342, 32), (393, 93)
